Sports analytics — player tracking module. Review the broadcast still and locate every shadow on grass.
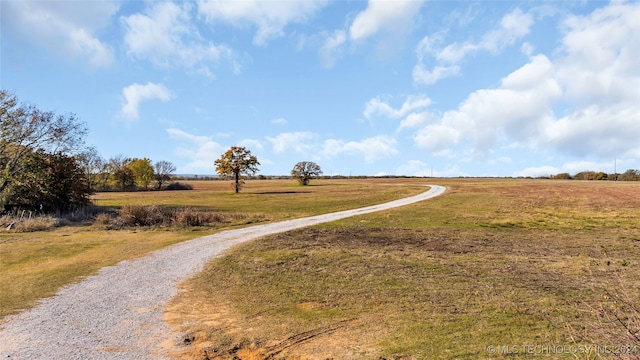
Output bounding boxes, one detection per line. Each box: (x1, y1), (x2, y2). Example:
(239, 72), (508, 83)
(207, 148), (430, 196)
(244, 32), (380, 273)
(253, 191), (312, 195)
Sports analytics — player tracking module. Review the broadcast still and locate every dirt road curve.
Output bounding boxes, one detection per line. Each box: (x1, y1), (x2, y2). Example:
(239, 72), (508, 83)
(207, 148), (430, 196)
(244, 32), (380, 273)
(0, 185), (445, 359)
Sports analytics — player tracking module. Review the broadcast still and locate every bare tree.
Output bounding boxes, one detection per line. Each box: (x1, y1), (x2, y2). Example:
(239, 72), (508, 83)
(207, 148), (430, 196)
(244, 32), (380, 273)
(76, 147), (104, 191)
(154, 160), (176, 189)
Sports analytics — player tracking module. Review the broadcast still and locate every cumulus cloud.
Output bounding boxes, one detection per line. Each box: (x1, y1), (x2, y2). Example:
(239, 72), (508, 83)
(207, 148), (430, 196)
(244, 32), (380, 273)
(412, 2), (640, 165)
(2, 1), (117, 67)
(122, 2), (235, 71)
(349, 0), (424, 41)
(414, 54), (561, 156)
(364, 94), (432, 120)
(167, 128), (225, 174)
(197, 0), (327, 46)
(238, 139), (264, 152)
(122, 82), (173, 119)
(414, 8), (534, 84)
(555, 2), (640, 108)
(266, 132), (317, 154)
(322, 135), (398, 163)
(412, 65), (460, 85)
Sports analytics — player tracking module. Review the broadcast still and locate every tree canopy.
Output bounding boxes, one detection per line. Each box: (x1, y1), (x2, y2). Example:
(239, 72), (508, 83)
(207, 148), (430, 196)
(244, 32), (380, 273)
(291, 161), (323, 185)
(1, 91), (87, 192)
(214, 146), (260, 193)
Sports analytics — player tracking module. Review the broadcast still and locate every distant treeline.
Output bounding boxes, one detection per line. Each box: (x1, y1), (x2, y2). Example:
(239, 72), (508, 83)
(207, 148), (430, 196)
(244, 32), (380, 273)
(171, 174), (431, 181)
(542, 169), (640, 181)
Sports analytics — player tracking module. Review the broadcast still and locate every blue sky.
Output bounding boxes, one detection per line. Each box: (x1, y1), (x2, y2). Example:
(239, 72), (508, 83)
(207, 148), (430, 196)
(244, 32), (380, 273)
(2, 0), (639, 177)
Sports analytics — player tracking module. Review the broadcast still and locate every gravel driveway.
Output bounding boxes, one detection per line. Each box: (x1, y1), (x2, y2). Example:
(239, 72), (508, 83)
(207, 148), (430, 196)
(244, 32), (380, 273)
(0, 185), (445, 359)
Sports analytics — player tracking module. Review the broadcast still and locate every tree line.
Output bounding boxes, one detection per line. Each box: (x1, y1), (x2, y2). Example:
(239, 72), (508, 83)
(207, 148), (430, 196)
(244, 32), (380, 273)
(549, 170), (640, 181)
(0, 91), (178, 213)
(1, 91), (326, 213)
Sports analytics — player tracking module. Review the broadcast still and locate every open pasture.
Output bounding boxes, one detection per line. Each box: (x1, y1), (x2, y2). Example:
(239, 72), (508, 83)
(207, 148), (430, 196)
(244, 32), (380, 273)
(0, 179), (424, 319)
(166, 178), (640, 359)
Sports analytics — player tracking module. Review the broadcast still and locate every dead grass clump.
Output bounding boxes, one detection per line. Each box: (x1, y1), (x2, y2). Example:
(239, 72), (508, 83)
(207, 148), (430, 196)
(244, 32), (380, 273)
(0, 214), (64, 232)
(173, 208), (228, 227)
(96, 205), (241, 228)
(118, 205), (167, 227)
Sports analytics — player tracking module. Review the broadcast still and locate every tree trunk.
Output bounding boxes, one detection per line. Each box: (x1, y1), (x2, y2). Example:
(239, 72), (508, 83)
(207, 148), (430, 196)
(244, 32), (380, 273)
(234, 172), (239, 193)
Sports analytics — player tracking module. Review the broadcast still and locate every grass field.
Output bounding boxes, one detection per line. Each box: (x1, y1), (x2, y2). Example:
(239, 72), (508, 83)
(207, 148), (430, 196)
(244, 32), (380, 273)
(0, 179), (425, 320)
(165, 179), (640, 359)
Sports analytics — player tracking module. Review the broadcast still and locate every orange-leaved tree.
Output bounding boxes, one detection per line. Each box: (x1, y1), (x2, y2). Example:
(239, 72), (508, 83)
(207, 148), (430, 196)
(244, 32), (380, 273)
(214, 146), (260, 193)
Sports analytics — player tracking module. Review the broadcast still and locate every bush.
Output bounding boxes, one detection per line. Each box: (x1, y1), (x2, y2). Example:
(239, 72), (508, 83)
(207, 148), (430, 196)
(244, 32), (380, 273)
(118, 205), (167, 226)
(165, 182), (193, 190)
(93, 205), (242, 228)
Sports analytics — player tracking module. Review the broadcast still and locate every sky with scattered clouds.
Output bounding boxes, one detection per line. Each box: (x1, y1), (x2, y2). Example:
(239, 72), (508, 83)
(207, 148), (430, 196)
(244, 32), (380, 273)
(2, 0), (639, 177)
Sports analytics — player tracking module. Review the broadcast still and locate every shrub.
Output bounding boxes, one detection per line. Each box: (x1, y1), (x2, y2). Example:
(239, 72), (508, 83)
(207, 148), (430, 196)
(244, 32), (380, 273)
(119, 205), (167, 226)
(165, 182), (193, 190)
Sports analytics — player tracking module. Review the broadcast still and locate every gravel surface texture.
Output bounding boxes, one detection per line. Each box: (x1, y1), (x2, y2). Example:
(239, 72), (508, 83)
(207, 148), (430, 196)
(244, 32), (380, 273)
(0, 185), (445, 359)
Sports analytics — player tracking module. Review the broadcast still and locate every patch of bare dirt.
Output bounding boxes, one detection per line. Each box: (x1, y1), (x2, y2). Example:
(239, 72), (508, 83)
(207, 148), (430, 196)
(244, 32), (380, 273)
(164, 283), (382, 360)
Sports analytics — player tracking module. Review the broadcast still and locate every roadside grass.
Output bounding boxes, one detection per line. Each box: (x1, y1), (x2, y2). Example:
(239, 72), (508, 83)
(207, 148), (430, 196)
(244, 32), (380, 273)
(167, 179), (640, 359)
(0, 179), (425, 320)
(0, 227), (206, 320)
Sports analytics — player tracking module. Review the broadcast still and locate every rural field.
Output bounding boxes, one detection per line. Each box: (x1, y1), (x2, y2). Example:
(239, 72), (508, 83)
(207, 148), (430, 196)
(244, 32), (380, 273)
(1, 178), (639, 359)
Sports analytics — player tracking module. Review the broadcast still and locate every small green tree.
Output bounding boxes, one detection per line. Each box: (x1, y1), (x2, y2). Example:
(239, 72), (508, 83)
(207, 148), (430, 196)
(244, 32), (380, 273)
(291, 161), (323, 185)
(113, 166), (136, 192)
(214, 146), (260, 193)
(9, 150), (92, 212)
(0, 90), (87, 203)
(128, 158), (154, 189)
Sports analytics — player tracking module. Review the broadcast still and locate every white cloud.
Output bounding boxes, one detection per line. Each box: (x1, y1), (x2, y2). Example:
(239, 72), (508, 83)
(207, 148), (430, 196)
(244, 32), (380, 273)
(2, 1), (117, 67)
(364, 95), (432, 120)
(167, 128), (226, 174)
(197, 0), (327, 46)
(122, 2), (234, 71)
(412, 64), (460, 85)
(322, 135), (398, 163)
(319, 30), (346, 68)
(122, 83), (173, 120)
(398, 111), (431, 132)
(545, 104), (640, 158)
(349, 0), (424, 41)
(414, 8), (534, 84)
(414, 54), (561, 156)
(238, 139), (264, 152)
(271, 117), (288, 125)
(555, 2), (640, 108)
(396, 160), (433, 177)
(514, 165), (560, 178)
(266, 132), (317, 154)
(411, 2), (640, 165)
(436, 8), (533, 63)
(413, 124), (461, 156)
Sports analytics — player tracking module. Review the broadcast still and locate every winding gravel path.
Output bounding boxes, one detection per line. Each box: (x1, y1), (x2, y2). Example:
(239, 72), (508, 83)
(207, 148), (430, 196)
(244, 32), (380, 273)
(0, 185), (445, 359)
